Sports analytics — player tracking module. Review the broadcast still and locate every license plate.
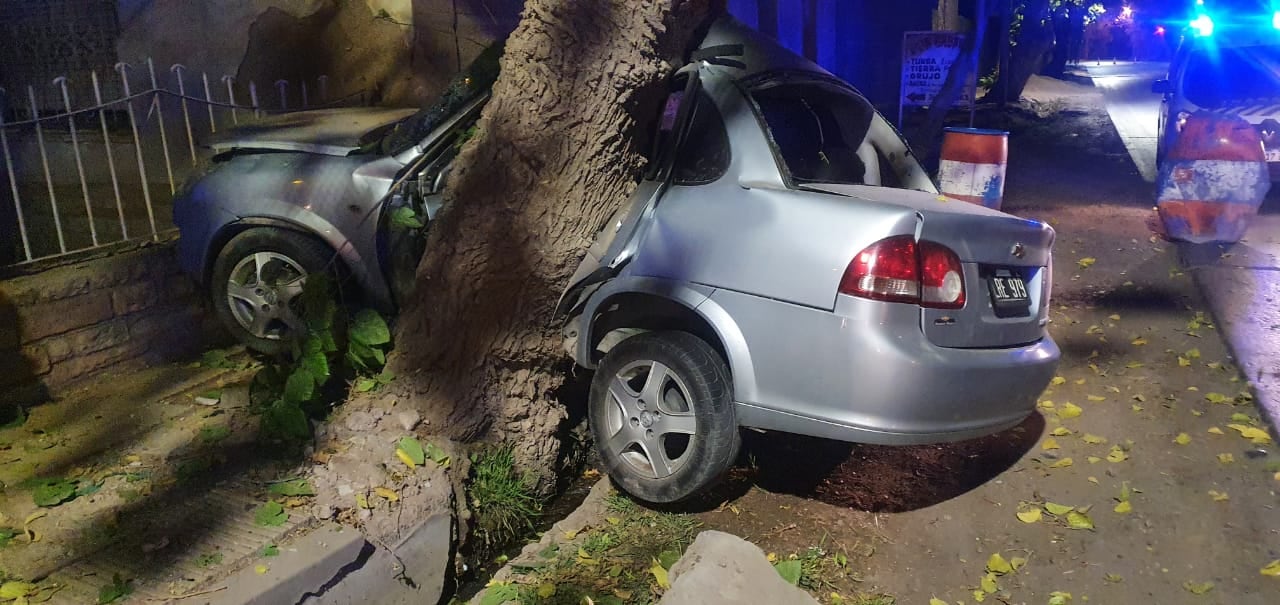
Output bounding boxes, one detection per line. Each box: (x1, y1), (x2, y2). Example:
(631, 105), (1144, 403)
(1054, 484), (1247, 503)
(1267, 149), (1280, 163)
(988, 270), (1030, 317)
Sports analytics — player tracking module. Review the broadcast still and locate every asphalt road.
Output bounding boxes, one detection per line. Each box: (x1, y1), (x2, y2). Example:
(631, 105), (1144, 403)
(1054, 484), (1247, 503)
(1082, 61), (1169, 183)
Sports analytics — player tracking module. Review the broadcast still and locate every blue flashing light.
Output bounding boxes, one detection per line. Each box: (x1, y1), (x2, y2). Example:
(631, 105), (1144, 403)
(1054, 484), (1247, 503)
(1191, 14), (1215, 37)
(1273, 10), (1280, 29)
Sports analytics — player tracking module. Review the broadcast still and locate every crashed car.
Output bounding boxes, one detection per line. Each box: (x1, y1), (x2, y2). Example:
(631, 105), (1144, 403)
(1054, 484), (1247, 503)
(176, 18), (1060, 504)
(556, 18), (1060, 502)
(173, 50), (497, 354)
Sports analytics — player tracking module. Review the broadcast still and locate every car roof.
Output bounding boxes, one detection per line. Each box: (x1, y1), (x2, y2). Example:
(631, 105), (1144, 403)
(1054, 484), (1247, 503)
(696, 16), (834, 82)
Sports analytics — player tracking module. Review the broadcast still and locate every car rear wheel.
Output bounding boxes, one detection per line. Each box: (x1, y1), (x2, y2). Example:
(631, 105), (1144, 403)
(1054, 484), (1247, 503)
(589, 331), (740, 504)
(211, 228), (333, 355)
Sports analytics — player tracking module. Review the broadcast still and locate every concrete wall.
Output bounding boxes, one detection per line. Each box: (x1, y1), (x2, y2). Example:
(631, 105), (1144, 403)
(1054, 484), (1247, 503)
(0, 241), (223, 404)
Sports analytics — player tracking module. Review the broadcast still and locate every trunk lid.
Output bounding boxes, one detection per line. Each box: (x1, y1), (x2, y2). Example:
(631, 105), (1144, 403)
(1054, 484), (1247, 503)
(806, 184), (1055, 348)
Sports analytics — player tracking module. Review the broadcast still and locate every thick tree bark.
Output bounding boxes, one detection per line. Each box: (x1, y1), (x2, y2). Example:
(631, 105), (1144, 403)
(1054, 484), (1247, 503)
(981, 0), (1054, 104)
(387, 0), (718, 488)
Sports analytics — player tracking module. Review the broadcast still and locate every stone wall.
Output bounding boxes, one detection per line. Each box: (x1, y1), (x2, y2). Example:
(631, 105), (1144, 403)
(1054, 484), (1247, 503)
(0, 241), (224, 405)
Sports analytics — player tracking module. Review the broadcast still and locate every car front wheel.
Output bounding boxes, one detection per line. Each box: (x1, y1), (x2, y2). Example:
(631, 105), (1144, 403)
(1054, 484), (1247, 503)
(210, 228), (333, 355)
(589, 331), (740, 504)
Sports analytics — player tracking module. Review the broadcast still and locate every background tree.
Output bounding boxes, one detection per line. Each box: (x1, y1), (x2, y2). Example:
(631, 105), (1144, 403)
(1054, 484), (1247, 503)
(382, 0), (721, 487)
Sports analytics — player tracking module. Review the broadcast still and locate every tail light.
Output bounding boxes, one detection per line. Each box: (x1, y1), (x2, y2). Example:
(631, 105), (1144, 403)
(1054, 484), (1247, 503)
(839, 235), (966, 309)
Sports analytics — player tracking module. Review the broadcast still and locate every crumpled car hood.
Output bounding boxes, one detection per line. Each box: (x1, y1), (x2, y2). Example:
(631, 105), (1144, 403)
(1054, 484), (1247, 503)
(208, 107), (417, 156)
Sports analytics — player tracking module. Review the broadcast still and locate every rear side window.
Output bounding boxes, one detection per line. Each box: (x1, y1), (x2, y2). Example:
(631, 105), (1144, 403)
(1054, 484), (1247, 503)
(1183, 45), (1280, 108)
(672, 92), (731, 185)
(750, 82), (875, 185)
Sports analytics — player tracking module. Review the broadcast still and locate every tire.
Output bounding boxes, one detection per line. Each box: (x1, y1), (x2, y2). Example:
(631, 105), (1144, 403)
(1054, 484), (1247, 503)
(589, 331), (740, 504)
(210, 228), (334, 355)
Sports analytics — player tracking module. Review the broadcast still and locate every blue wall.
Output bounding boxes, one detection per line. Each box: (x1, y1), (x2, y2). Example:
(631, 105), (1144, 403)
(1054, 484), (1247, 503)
(727, 0), (937, 112)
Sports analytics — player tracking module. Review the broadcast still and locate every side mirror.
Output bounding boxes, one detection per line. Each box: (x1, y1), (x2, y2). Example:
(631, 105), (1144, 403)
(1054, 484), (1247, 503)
(1151, 79), (1173, 95)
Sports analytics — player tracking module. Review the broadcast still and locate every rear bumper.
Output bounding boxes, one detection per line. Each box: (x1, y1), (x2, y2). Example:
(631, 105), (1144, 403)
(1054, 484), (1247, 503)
(712, 289), (1059, 445)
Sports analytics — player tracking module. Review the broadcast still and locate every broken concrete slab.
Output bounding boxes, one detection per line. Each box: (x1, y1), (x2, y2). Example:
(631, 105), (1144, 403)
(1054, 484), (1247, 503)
(205, 524), (368, 605)
(659, 530), (819, 605)
(205, 514), (452, 605)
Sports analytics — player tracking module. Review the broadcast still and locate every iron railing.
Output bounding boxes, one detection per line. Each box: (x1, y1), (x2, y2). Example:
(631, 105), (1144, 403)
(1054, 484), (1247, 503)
(0, 59), (363, 269)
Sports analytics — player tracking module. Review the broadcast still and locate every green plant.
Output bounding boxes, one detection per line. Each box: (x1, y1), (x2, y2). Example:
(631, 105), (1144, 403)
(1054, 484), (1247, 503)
(194, 552), (223, 568)
(97, 573), (131, 604)
(468, 446), (541, 547)
(251, 276), (393, 444)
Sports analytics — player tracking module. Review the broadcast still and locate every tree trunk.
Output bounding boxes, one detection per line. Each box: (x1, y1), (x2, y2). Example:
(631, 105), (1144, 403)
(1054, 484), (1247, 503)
(981, 0), (1054, 104)
(910, 0), (992, 168)
(387, 0), (719, 488)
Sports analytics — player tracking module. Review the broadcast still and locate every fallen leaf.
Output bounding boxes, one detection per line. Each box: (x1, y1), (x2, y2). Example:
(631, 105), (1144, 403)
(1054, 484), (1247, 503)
(1017, 507), (1043, 524)
(1126, 361), (1145, 369)
(1067, 510), (1095, 530)
(1261, 560), (1280, 577)
(1183, 581), (1214, 595)
(980, 573), (998, 593)
(1205, 392), (1232, 405)
(929, 599), (948, 605)
(1087, 395), (1106, 402)
(0, 582), (36, 599)
(374, 487), (399, 502)
(1208, 427), (1224, 435)
(1106, 445), (1129, 463)
(773, 559), (801, 586)
(1039, 400), (1055, 409)
(1131, 337), (1147, 346)
(355, 493), (371, 510)
(1081, 433), (1107, 444)
(986, 552), (1013, 575)
(1088, 456), (1102, 464)
(22, 510), (47, 543)
(1207, 361), (1223, 370)
(1011, 556), (1028, 570)
(1045, 502), (1074, 516)
(537, 583), (556, 598)
(255, 564), (269, 575)
(1208, 490), (1229, 502)
(1230, 412), (1253, 423)
(1049, 590), (1073, 605)
(1051, 427), (1073, 436)
(606, 516), (621, 525)
(1132, 404), (1144, 412)
(1078, 257), (1096, 269)
(1050, 458), (1074, 469)
(974, 589), (987, 602)
(1114, 500), (1132, 514)
(395, 449), (417, 469)
(1105, 573), (1124, 583)
(1057, 402), (1083, 420)
(1174, 433), (1191, 445)
(1052, 376), (1067, 386)
(563, 529), (578, 540)
(1191, 410), (1204, 417)
(1042, 438), (1061, 451)
(1109, 314), (1121, 321)
(1226, 424), (1273, 444)
(1218, 453), (1236, 464)
(1088, 476), (1100, 484)
(1178, 357), (1191, 367)
(268, 479), (315, 497)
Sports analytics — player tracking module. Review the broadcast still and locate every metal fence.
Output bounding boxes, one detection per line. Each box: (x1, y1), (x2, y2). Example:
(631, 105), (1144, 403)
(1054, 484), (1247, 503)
(0, 59), (362, 269)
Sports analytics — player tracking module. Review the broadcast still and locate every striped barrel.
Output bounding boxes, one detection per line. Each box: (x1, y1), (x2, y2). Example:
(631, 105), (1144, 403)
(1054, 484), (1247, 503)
(1156, 112), (1270, 244)
(938, 127), (1009, 210)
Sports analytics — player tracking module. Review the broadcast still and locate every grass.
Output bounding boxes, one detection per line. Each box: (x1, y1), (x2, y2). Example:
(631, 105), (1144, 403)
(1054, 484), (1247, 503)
(488, 493), (701, 605)
(468, 446), (542, 548)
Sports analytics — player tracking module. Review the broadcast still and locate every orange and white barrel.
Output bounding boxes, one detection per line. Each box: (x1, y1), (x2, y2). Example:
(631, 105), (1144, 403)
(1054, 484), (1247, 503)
(938, 127), (1009, 210)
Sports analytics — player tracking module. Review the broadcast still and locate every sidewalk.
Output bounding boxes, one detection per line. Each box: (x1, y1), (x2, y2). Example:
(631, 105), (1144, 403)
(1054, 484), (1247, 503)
(1179, 211), (1280, 430)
